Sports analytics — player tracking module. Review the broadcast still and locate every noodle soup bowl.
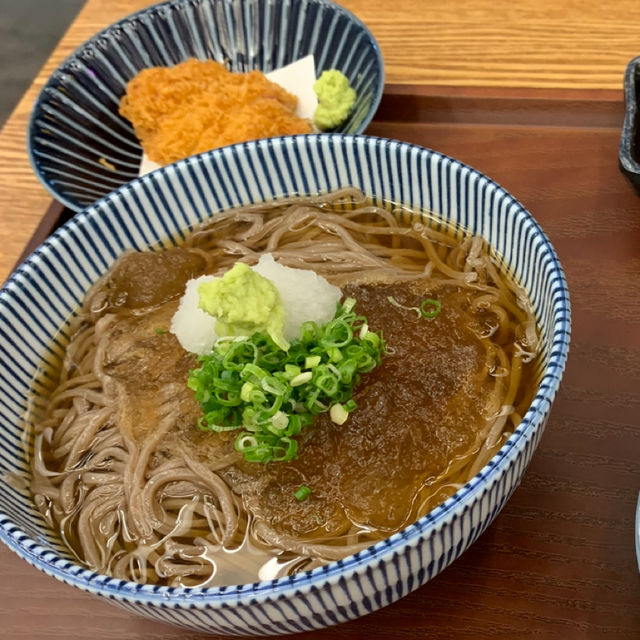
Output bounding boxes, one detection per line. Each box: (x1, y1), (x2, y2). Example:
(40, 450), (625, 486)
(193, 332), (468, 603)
(0, 135), (570, 635)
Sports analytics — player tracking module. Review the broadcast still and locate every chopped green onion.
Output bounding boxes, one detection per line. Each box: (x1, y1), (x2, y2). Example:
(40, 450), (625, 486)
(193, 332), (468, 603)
(330, 403), (349, 425)
(327, 363), (341, 379)
(300, 321), (319, 342)
(294, 485), (312, 501)
(305, 355), (321, 369)
(343, 399), (358, 412)
(261, 376), (287, 396)
(240, 363), (268, 383)
(420, 298), (441, 318)
(187, 298), (385, 464)
(283, 364), (301, 379)
(388, 295), (442, 320)
(321, 319), (352, 347)
(240, 382), (255, 402)
(270, 410), (289, 432)
(316, 372), (339, 396)
(236, 435), (258, 450)
(290, 371), (313, 387)
(155, 328), (165, 335)
(342, 298), (356, 313)
(363, 331), (380, 347)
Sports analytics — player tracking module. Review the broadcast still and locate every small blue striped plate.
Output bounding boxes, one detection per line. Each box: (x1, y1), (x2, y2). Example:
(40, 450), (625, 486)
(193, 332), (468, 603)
(0, 135), (570, 635)
(27, 0), (384, 211)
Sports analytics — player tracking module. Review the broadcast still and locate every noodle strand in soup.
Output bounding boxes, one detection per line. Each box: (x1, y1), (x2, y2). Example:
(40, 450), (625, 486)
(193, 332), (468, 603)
(30, 189), (540, 587)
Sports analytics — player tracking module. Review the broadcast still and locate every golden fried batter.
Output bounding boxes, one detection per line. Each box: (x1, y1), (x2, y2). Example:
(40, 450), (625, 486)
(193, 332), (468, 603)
(120, 59), (313, 165)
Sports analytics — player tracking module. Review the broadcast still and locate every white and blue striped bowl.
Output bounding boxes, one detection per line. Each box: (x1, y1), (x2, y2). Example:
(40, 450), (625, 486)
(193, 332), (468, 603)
(0, 135), (570, 635)
(27, 0), (384, 212)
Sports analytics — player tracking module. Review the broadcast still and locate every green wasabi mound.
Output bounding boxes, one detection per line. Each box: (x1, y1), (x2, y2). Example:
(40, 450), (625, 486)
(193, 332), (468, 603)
(313, 70), (356, 130)
(197, 262), (288, 351)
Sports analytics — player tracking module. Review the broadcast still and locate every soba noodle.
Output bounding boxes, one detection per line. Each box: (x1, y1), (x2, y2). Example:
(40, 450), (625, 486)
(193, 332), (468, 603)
(30, 188), (540, 587)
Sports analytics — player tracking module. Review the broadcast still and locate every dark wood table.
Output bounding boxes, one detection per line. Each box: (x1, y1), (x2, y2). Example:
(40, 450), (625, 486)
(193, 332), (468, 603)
(2, 85), (640, 638)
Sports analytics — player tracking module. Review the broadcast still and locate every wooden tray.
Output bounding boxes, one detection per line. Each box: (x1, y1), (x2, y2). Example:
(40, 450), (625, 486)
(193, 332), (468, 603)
(4, 86), (640, 639)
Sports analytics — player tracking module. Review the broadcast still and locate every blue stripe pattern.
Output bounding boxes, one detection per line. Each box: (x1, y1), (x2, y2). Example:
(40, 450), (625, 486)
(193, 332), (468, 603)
(1, 135), (570, 635)
(28, 0), (384, 212)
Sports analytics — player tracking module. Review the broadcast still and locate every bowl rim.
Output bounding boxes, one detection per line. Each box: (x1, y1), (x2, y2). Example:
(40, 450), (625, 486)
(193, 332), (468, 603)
(618, 55), (640, 180)
(26, 0), (385, 212)
(3, 133), (570, 606)
(636, 493), (640, 572)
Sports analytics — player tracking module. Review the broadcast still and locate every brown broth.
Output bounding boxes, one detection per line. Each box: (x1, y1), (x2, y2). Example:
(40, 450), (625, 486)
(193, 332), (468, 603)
(28, 194), (541, 586)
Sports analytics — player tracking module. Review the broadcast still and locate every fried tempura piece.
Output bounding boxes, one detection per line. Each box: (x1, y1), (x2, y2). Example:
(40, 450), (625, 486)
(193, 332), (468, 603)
(119, 59), (313, 165)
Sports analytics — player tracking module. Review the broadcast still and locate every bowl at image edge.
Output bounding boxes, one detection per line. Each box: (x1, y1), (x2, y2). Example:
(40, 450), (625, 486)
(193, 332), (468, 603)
(0, 135), (570, 636)
(27, 0), (384, 212)
(618, 55), (640, 190)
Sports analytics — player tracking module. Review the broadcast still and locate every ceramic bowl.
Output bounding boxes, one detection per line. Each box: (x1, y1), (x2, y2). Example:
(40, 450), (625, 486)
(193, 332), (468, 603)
(619, 55), (640, 190)
(0, 135), (570, 635)
(636, 493), (640, 572)
(27, 0), (384, 211)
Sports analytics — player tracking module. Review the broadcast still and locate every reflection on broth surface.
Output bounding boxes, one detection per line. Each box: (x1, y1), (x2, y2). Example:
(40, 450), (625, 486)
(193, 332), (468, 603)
(30, 188), (540, 587)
